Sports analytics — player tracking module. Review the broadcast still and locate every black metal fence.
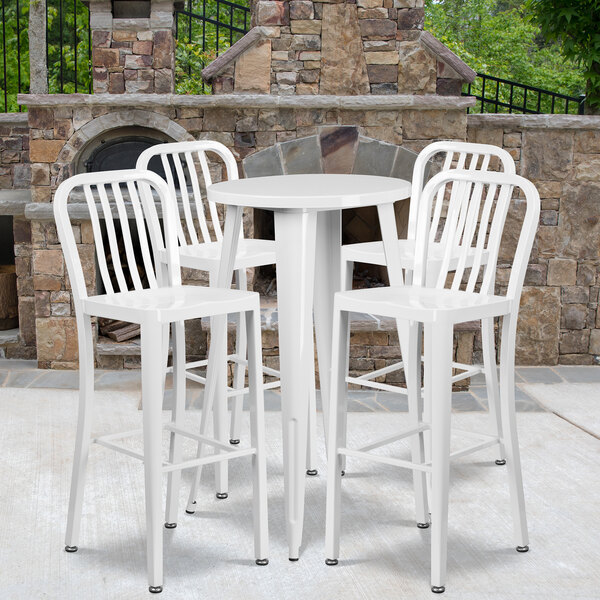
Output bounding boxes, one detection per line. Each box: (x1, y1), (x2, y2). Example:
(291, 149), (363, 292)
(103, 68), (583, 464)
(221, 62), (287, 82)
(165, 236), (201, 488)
(464, 72), (585, 115)
(0, 0), (91, 112)
(174, 0), (250, 93)
(1, 0), (29, 111)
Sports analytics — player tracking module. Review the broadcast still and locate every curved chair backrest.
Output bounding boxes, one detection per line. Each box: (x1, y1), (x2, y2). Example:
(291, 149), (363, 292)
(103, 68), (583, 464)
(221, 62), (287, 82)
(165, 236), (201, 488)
(412, 170), (539, 303)
(136, 140), (239, 247)
(408, 141), (516, 242)
(53, 169), (180, 309)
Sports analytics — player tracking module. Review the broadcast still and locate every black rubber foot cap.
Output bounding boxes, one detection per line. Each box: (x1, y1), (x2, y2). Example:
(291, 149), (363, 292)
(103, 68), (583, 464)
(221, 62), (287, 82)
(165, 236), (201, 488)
(516, 545), (529, 553)
(306, 469), (318, 476)
(255, 558), (269, 566)
(230, 439), (240, 445)
(325, 558), (338, 566)
(186, 500), (196, 515)
(431, 586), (445, 594)
(65, 545), (78, 553)
(164, 522), (177, 529)
(216, 492), (228, 500)
(289, 557), (299, 562)
(340, 470), (345, 477)
(149, 586), (163, 594)
(417, 522), (430, 529)
(495, 459), (506, 466)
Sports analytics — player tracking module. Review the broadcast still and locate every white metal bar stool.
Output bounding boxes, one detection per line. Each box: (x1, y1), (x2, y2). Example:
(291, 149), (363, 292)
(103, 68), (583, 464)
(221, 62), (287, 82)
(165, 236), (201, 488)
(55, 169), (269, 594)
(341, 142), (517, 498)
(325, 170), (539, 593)
(136, 142), (320, 505)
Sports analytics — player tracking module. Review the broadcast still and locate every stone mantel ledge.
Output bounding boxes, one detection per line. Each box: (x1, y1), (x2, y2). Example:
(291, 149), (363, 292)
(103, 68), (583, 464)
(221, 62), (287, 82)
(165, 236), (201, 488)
(468, 113), (600, 129)
(0, 113), (28, 125)
(19, 93), (475, 111)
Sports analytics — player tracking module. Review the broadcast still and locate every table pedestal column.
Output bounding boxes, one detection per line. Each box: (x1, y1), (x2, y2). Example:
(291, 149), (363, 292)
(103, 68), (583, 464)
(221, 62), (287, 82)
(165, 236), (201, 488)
(274, 210), (318, 560)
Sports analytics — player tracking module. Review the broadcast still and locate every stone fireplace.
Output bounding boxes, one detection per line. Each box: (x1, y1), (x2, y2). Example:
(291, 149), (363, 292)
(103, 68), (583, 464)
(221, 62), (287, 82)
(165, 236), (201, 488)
(14, 0), (479, 369)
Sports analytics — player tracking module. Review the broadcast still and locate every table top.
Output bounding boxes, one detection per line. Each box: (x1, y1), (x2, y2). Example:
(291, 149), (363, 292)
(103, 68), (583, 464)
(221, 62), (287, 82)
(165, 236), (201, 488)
(208, 174), (411, 211)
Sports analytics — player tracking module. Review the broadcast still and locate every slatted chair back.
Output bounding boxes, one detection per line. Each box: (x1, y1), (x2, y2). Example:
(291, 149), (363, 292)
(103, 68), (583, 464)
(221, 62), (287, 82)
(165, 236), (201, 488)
(136, 140), (239, 247)
(408, 141), (516, 243)
(412, 170), (540, 303)
(53, 169), (180, 309)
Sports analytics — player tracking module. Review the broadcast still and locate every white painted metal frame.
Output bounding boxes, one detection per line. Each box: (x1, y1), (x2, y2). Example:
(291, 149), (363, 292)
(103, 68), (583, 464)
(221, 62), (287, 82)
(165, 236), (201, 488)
(136, 141), (319, 487)
(341, 141), (517, 474)
(198, 173), (412, 560)
(54, 169), (269, 594)
(325, 169), (539, 592)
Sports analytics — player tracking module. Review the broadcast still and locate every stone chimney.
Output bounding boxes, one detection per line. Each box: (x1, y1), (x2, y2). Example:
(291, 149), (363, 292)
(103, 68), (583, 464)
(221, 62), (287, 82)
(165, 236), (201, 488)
(86, 0), (178, 93)
(202, 0), (476, 96)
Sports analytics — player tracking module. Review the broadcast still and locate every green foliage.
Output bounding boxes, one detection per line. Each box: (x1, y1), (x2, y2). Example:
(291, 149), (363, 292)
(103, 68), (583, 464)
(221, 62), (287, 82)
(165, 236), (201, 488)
(0, 0), (30, 112)
(46, 0), (92, 94)
(0, 0), (91, 112)
(174, 0), (249, 94)
(525, 0), (600, 111)
(426, 0), (587, 113)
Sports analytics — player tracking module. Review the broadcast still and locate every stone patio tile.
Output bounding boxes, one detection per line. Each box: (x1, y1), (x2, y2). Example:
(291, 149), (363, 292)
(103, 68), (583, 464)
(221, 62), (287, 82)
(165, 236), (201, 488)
(373, 391), (408, 411)
(0, 371), (8, 386)
(0, 359), (38, 370)
(94, 370), (142, 391)
(451, 391), (484, 412)
(475, 386), (546, 412)
(4, 370), (45, 388)
(553, 366), (600, 383)
(516, 367), (563, 384)
(29, 370), (80, 389)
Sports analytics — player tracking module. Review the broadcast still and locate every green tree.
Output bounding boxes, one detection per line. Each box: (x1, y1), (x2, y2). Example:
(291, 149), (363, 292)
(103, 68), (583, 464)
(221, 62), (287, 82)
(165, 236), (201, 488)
(426, 0), (586, 113)
(525, 0), (600, 112)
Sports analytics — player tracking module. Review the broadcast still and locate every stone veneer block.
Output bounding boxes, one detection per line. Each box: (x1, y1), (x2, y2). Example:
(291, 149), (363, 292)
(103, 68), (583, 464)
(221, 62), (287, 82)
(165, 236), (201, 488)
(243, 145), (284, 178)
(320, 126), (359, 174)
(320, 4), (370, 95)
(279, 136), (323, 174)
(397, 41), (436, 93)
(367, 64), (398, 83)
(290, 20), (322, 35)
(516, 286), (561, 365)
(353, 136), (399, 176)
(235, 40), (272, 94)
(364, 51), (399, 65)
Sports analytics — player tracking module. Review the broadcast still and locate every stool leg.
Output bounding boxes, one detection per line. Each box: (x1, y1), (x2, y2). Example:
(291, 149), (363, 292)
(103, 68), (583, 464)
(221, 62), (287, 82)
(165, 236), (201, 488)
(482, 317), (506, 464)
(400, 319), (429, 527)
(499, 315), (529, 550)
(230, 269), (248, 445)
(165, 321), (186, 527)
(141, 321), (165, 593)
(65, 314), (94, 553)
(306, 354), (318, 476)
(325, 306), (349, 564)
(186, 310), (227, 512)
(246, 305), (269, 563)
(428, 321), (452, 594)
(208, 269), (229, 500)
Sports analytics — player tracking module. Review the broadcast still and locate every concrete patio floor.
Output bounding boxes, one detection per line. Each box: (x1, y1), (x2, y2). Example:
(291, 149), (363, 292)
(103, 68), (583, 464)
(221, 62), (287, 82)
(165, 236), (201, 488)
(0, 362), (598, 599)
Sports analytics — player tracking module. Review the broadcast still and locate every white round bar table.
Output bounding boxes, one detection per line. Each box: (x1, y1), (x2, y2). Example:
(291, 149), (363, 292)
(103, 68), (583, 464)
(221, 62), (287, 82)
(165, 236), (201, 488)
(204, 174), (411, 559)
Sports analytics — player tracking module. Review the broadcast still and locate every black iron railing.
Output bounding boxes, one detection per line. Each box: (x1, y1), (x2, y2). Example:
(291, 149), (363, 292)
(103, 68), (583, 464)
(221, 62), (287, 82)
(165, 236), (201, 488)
(175, 0), (250, 93)
(0, 0), (91, 112)
(464, 72), (585, 115)
(1, 0), (28, 112)
(46, 0), (92, 95)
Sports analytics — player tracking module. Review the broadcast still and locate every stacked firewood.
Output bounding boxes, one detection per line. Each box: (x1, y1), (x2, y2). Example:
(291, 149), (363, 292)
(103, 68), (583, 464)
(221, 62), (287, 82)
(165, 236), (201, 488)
(98, 318), (140, 342)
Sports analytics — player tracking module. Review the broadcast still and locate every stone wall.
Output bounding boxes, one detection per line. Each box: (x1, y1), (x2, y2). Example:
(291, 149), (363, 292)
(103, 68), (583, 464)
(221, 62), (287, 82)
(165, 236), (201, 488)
(204, 3), (474, 96)
(19, 93), (470, 368)
(468, 114), (600, 365)
(88, 0), (175, 94)
(0, 114), (30, 190)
